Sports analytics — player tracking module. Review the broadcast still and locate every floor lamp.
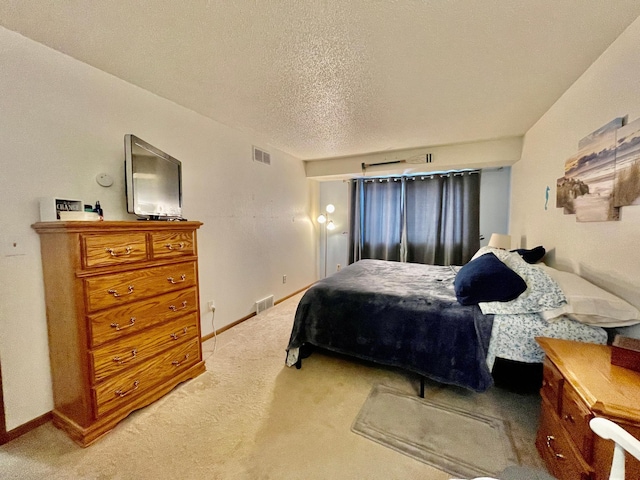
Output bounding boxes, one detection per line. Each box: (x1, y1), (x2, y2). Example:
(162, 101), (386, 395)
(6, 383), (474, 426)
(317, 204), (336, 278)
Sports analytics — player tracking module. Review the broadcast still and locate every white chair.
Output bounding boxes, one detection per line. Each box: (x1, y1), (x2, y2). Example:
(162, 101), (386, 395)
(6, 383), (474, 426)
(590, 417), (640, 480)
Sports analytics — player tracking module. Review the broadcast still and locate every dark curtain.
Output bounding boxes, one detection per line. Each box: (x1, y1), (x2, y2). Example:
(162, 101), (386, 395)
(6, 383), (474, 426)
(348, 178), (403, 263)
(349, 171), (480, 266)
(405, 172), (480, 265)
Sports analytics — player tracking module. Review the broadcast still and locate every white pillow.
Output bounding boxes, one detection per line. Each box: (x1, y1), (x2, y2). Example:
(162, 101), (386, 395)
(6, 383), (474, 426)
(539, 265), (640, 327)
(471, 246), (513, 263)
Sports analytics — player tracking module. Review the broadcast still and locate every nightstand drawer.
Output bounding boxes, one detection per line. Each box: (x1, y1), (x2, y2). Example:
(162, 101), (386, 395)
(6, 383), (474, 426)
(561, 383), (593, 462)
(541, 357), (564, 412)
(536, 398), (592, 480)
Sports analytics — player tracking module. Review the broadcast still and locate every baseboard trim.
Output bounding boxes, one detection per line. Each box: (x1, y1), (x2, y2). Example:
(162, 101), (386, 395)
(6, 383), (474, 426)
(0, 411), (52, 446)
(0, 284), (312, 445)
(201, 283), (312, 342)
(275, 284), (313, 306)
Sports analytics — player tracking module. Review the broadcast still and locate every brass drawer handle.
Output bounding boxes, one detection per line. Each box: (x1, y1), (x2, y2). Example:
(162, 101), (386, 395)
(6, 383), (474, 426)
(115, 380), (139, 398)
(165, 242), (185, 250)
(170, 327), (189, 340)
(169, 301), (188, 312)
(545, 436), (566, 460)
(172, 353), (190, 367)
(113, 349), (138, 365)
(167, 274), (186, 284)
(108, 285), (134, 297)
(105, 246), (132, 257)
(110, 317), (136, 331)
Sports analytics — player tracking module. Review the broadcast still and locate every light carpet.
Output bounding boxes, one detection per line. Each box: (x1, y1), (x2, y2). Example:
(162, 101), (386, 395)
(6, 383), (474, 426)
(352, 384), (517, 478)
(0, 292), (548, 479)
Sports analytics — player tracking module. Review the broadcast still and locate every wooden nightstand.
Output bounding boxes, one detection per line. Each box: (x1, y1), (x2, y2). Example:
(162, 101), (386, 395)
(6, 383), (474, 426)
(536, 337), (640, 480)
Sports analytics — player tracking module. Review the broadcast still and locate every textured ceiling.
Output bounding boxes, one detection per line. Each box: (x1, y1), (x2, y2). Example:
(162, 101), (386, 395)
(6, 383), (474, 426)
(1, 1), (640, 160)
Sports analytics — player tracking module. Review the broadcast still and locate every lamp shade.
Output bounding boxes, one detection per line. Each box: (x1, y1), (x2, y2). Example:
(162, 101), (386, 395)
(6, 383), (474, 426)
(488, 233), (511, 250)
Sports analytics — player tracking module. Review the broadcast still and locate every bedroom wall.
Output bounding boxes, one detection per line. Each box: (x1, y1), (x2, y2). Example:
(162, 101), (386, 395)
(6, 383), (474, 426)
(510, 15), (640, 338)
(0, 27), (317, 431)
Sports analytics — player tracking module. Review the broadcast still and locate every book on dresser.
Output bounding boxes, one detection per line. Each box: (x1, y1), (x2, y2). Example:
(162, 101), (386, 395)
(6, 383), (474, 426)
(535, 337), (640, 480)
(32, 221), (206, 446)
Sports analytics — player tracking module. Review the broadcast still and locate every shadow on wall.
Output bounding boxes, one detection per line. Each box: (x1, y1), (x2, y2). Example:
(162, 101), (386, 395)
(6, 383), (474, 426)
(579, 263), (639, 309)
(579, 263), (640, 340)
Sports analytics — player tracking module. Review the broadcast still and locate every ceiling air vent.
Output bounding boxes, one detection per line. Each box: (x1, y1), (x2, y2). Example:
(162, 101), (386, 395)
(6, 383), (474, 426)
(253, 146), (271, 165)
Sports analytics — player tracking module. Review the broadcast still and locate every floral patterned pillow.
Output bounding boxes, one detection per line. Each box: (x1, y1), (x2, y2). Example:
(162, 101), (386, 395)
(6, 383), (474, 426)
(476, 249), (567, 315)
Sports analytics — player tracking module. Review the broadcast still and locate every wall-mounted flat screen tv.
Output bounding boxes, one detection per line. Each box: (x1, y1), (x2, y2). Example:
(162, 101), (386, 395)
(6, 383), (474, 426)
(124, 135), (183, 220)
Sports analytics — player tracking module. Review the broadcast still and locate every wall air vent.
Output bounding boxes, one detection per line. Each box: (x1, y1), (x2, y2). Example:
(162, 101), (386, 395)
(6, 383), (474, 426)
(255, 295), (274, 313)
(253, 146), (271, 165)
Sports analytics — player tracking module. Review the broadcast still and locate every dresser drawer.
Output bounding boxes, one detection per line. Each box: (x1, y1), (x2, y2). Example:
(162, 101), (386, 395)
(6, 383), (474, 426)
(85, 262), (197, 312)
(541, 357), (564, 413)
(151, 230), (195, 259)
(561, 383), (593, 462)
(91, 313), (199, 383)
(536, 398), (592, 480)
(93, 338), (200, 417)
(88, 287), (198, 347)
(82, 233), (148, 268)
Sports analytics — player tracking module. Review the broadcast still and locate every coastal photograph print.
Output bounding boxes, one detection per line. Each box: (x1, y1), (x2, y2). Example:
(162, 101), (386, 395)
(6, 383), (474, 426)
(613, 116), (640, 208)
(559, 119), (621, 222)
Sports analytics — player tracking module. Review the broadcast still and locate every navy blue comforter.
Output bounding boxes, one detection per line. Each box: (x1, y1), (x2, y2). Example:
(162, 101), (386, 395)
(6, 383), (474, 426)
(286, 259), (494, 392)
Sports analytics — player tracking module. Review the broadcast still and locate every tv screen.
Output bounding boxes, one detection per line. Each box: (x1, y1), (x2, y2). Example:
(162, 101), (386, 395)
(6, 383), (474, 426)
(124, 135), (183, 220)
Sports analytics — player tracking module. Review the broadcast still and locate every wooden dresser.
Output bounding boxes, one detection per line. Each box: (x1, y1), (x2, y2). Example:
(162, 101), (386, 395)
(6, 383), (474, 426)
(536, 337), (640, 480)
(32, 221), (206, 446)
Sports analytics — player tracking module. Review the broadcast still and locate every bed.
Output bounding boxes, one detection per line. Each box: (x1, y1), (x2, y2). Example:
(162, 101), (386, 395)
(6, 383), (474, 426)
(286, 247), (627, 393)
(286, 259), (495, 392)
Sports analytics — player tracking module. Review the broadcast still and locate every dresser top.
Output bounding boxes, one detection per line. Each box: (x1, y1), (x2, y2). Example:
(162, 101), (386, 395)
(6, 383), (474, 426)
(537, 337), (640, 422)
(32, 220), (203, 234)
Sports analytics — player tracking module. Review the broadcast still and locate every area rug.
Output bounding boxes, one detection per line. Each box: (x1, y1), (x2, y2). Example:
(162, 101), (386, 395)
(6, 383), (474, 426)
(351, 384), (518, 478)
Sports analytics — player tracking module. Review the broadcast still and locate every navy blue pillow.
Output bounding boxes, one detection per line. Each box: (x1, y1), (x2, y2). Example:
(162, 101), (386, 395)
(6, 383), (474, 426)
(511, 246), (546, 264)
(454, 253), (527, 305)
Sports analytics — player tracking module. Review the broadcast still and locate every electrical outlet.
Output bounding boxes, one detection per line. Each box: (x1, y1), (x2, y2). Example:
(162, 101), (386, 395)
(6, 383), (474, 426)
(282, 275), (287, 284)
(207, 300), (215, 312)
(337, 264), (341, 271)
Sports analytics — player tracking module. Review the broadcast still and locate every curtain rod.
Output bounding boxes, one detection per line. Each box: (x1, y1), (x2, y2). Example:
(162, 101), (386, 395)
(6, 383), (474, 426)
(346, 169), (479, 183)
